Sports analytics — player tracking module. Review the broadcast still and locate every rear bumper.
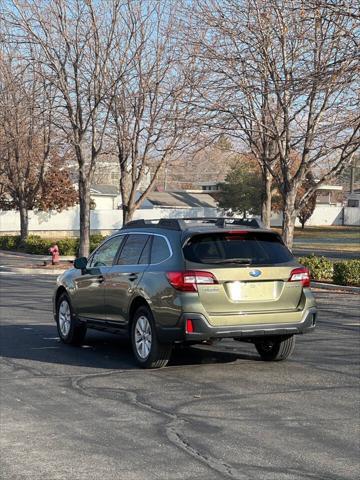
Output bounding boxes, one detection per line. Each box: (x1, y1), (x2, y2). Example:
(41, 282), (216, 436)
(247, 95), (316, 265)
(157, 307), (317, 343)
(184, 307), (317, 341)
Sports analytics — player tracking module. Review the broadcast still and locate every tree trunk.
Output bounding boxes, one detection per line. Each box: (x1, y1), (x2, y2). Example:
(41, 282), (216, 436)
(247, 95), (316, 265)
(122, 205), (128, 225)
(282, 191), (298, 249)
(261, 169), (272, 228)
(78, 177), (91, 258)
(19, 203), (29, 246)
(122, 204), (135, 225)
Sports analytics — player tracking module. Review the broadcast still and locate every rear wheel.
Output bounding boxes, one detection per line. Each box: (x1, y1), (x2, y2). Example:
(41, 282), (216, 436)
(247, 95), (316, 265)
(56, 293), (87, 345)
(255, 335), (295, 361)
(131, 305), (172, 369)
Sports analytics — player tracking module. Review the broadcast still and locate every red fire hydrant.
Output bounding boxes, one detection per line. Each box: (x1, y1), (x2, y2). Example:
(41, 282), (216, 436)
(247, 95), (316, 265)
(49, 243), (60, 265)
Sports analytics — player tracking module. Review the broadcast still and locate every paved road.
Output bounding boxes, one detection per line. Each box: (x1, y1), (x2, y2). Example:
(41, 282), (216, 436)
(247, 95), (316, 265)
(0, 250), (51, 267)
(0, 274), (359, 480)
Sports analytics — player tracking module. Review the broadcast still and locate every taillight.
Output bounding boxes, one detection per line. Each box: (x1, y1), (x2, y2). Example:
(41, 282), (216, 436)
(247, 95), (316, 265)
(289, 267), (310, 287)
(186, 319), (195, 333)
(166, 271), (218, 292)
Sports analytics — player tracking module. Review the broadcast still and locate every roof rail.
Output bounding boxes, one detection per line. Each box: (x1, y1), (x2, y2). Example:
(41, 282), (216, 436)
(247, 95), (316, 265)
(124, 217), (263, 231)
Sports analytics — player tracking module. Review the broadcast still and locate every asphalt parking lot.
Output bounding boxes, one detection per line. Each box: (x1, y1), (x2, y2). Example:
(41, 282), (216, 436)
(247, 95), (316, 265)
(0, 274), (359, 480)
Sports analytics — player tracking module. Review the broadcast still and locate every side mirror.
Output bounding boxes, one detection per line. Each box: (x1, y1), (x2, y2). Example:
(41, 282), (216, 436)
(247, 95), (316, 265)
(74, 257), (88, 270)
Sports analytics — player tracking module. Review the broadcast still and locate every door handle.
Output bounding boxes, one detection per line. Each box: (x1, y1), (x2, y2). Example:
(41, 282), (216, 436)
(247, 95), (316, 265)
(128, 273), (138, 282)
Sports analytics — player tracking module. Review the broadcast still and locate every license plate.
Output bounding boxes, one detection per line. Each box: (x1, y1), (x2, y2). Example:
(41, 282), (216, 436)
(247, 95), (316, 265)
(227, 281), (275, 301)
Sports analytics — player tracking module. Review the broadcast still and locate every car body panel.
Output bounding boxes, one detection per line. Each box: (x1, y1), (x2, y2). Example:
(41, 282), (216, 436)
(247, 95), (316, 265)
(104, 264), (147, 324)
(189, 265), (303, 315)
(70, 265), (112, 320)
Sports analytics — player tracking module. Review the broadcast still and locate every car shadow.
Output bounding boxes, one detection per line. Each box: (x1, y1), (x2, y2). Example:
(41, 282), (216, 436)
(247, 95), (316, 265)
(0, 323), (259, 371)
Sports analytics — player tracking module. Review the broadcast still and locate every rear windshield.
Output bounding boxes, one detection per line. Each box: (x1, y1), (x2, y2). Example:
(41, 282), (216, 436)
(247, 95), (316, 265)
(183, 231), (293, 265)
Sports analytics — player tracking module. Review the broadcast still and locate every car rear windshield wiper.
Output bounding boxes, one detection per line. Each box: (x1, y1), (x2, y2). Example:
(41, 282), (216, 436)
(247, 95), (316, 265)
(208, 258), (252, 265)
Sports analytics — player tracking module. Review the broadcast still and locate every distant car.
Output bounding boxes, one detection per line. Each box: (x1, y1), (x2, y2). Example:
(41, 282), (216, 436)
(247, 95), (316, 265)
(53, 218), (317, 368)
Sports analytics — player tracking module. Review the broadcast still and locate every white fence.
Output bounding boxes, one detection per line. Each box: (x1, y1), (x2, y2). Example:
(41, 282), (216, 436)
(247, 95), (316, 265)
(344, 207), (360, 226)
(0, 203), (359, 236)
(271, 204), (360, 227)
(0, 206), (219, 236)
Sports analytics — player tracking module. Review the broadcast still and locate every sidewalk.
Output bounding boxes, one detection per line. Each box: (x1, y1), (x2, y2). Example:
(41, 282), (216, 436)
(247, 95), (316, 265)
(0, 250), (73, 275)
(0, 250), (74, 261)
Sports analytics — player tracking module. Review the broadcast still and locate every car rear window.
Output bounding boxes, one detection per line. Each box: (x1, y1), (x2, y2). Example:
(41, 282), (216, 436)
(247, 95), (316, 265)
(183, 231), (293, 265)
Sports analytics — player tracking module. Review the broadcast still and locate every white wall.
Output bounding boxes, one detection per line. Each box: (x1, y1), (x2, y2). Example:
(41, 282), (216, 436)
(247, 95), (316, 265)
(305, 205), (344, 226)
(271, 205), (347, 227)
(0, 206), (219, 235)
(344, 207), (360, 226)
(1, 204), (358, 235)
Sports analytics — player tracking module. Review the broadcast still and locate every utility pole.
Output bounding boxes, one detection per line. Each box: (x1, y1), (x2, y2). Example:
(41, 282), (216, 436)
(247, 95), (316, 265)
(350, 163), (354, 193)
(164, 162), (168, 191)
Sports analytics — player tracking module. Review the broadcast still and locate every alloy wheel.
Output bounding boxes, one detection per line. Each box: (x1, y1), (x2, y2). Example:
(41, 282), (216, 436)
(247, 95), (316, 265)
(58, 300), (71, 337)
(134, 315), (152, 359)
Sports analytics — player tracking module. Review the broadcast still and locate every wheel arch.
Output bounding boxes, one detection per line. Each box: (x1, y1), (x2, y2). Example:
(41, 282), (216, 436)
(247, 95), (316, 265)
(55, 286), (68, 308)
(128, 296), (151, 334)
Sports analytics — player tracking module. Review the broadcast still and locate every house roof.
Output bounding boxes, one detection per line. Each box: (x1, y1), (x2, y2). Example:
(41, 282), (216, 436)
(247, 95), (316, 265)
(90, 184), (119, 196)
(146, 191), (218, 208)
(316, 184), (343, 192)
(89, 185), (218, 208)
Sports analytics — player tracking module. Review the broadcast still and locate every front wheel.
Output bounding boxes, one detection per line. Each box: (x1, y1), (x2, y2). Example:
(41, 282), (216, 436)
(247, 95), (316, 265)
(255, 335), (295, 361)
(131, 306), (172, 369)
(56, 293), (87, 345)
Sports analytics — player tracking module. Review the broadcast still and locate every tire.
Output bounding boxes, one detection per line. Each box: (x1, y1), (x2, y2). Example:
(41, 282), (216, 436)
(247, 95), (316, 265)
(255, 335), (295, 361)
(56, 293), (87, 345)
(131, 305), (172, 369)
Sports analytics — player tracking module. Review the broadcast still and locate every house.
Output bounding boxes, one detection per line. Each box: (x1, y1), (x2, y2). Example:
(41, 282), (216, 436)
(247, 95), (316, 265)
(315, 185), (343, 206)
(343, 189), (360, 225)
(90, 185), (120, 210)
(346, 190), (360, 208)
(141, 191), (218, 209)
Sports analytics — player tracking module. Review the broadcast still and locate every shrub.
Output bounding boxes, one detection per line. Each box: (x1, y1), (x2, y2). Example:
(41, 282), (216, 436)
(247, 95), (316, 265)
(25, 235), (52, 255)
(90, 233), (106, 252)
(298, 255), (333, 281)
(56, 237), (79, 256)
(333, 260), (360, 286)
(0, 235), (21, 250)
(0, 233), (107, 256)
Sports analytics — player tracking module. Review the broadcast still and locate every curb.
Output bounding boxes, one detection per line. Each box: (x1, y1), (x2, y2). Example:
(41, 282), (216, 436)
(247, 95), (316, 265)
(312, 282), (360, 293)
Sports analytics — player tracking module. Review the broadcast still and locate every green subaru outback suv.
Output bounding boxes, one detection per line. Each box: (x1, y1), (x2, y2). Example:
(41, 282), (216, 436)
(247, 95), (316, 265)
(53, 218), (317, 368)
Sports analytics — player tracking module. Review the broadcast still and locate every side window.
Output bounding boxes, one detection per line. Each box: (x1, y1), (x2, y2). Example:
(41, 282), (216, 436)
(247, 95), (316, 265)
(151, 236), (171, 264)
(117, 234), (150, 265)
(138, 237), (151, 265)
(89, 236), (124, 268)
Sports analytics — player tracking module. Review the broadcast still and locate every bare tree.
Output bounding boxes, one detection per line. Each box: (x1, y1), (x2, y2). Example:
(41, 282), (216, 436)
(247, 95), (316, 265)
(108, 1), (199, 223)
(0, 51), (54, 242)
(185, 0), (360, 246)
(180, 0), (281, 228)
(7, 0), (126, 256)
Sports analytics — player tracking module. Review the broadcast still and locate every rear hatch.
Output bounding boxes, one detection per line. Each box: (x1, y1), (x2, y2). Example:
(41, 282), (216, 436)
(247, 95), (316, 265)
(182, 230), (304, 316)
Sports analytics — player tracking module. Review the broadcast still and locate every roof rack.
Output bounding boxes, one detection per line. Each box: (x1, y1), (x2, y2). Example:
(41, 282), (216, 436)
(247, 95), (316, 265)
(215, 217), (264, 228)
(124, 219), (182, 230)
(123, 217), (263, 231)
